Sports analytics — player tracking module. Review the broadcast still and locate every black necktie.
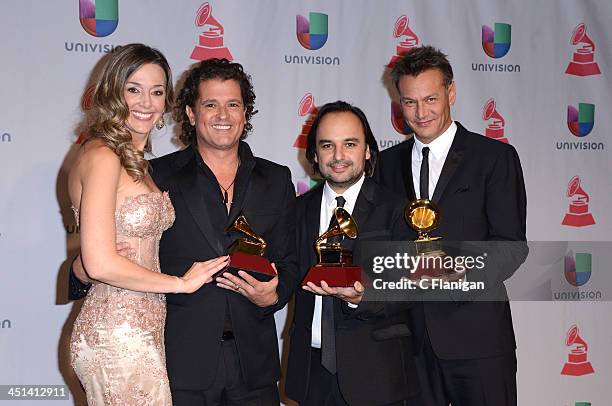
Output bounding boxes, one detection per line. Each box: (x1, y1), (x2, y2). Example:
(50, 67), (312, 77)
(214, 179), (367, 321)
(420, 146), (430, 199)
(321, 195), (345, 374)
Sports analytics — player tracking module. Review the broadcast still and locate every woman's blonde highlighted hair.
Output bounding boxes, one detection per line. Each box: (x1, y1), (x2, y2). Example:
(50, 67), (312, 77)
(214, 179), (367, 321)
(88, 43), (173, 181)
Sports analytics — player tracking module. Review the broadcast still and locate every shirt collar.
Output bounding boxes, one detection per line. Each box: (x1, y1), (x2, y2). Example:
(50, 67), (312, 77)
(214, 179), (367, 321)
(414, 121), (457, 160)
(322, 174), (365, 212)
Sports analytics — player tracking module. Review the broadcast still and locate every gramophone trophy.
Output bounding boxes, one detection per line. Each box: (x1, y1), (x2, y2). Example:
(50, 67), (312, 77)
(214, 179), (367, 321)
(482, 98), (509, 144)
(190, 2), (233, 61)
(405, 199), (448, 279)
(561, 176), (595, 227)
(565, 23), (601, 77)
(561, 324), (595, 376)
(303, 207), (362, 287)
(225, 213), (276, 282)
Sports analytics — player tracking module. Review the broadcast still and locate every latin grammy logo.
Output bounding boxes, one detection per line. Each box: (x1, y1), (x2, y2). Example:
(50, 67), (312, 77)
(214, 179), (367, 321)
(389, 15), (419, 136)
(482, 98), (508, 144)
(562, 176), (595, 227)
(190, 2), (233, 61)
(565, 23), (600, 76)
(294, 93), (318, 149)
(561, 324), (594, 376)
(388, 15), (419, 67)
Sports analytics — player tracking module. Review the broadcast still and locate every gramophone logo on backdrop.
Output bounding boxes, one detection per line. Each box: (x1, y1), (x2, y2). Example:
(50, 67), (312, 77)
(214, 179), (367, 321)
(190, 2), (233, 61)
(564, 251), (592, 287)
(76, 85), (96, 144)
(562, 176), (595, 227)
(297, 12), (328, 50)
(567, 103), (594, 137)
(482, 23), (511, 58)
(294, 93), (319, 149)
(294, 93), (321, 195)
(566, 23), (601, 76)
(79, 0), (118, 37)
(388, 15), (419, 136)
(561, 324), (594, 376)
(482, 99), (509, 144)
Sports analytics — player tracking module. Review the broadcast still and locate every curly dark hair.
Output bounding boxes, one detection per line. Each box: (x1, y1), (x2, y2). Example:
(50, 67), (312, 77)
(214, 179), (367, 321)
(391, 45), (454, 91)
(305, 100), (379, 177)
(174, 58), (257, 146)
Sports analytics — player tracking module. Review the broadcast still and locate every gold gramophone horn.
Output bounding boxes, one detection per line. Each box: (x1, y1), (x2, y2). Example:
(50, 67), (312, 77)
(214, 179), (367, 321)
(315, 207), (358, 251)
(227, 213), (267, 255)
(405, 199), (441, 240)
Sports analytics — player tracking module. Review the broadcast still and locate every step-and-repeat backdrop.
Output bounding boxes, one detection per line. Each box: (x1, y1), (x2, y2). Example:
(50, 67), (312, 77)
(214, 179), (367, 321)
(1, 1), (610, 404)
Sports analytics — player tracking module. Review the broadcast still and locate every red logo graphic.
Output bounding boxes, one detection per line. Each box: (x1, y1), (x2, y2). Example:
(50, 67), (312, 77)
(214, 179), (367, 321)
(76, 85), (96, 144)
(388, 15), (419, 67)
(562, 176), (595, 227)
(482, 98), (509, 144)
(561, 324), (595, 376)
(388, 15), (419, 136)
(294, 93), (319, 149)
(565, 23), (601, 76)
(190, 2), (233, 61)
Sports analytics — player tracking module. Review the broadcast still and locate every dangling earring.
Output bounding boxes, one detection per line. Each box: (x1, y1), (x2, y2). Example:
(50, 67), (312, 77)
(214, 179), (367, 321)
(155, 117), (165, 130)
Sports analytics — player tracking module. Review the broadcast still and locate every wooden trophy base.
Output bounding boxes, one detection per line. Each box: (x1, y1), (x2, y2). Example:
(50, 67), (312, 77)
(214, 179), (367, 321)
(226, 251), (276, 282)
(303, 264), (362, 287)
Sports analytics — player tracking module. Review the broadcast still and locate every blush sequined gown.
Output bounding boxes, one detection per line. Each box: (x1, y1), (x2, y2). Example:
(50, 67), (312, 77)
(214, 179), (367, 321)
(70, 192), (175, 405)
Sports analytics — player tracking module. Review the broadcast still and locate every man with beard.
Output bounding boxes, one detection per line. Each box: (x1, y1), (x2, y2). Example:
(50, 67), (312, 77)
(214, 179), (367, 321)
(285, 101), (419, 406)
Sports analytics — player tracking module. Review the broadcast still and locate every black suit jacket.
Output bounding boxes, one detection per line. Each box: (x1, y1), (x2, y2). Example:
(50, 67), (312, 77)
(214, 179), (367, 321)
(150, 142), (298, 390)
(285, 178), (419, 406)
(376, 122), (527, 360)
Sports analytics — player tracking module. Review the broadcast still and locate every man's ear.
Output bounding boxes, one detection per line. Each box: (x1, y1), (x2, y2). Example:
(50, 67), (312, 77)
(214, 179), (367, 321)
(186, 105), (195, 125)
(448, 81), (456, 106)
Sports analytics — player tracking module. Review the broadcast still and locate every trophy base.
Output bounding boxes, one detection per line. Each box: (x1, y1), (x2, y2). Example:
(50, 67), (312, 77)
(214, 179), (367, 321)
(224, 251), (276, 282)
(411, 239), (450, 279)
(562, 212), (595, 227)
(409, 255), (452, 280)
(318, 248), (353, 265)
(303, 264), (362, 287)
(561, 361), (594, 376)
(190, 46), (233, 61)
(565, 62), (601, 76)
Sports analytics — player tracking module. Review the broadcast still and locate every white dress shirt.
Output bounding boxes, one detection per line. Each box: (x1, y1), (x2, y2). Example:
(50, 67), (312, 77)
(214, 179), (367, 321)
(412, 121), (457, 198)
(311, 174), (365, 348)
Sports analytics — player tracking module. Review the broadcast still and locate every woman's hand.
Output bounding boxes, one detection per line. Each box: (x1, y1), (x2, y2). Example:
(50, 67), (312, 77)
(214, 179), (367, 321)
(178, 256), (230, 294)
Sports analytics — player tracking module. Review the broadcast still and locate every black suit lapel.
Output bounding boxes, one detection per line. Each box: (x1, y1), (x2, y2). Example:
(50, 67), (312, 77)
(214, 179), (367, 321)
(228, 142), (256, 223)
(176, 158), (225, 256)
(401, 137), (417, 201)
(344, 178), (375, 251)
(431, 123), (467, 203)
(305, 185), (324, 266)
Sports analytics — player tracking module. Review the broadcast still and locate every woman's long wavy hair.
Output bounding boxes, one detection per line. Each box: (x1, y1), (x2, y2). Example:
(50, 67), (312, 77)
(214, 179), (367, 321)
(88, 43), (174, 181)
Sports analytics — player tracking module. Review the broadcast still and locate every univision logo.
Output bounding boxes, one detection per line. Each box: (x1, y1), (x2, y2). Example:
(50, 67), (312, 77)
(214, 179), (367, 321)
(472, 22), (520, 72)
(554, 251), (602, 301)
(482, 22), (511, 58)
(564, 251), (591, 287)
(1, 132), (11, 142)
(79, 0), (118, 37)
(297, 12), (328, 50)
(568, 103), (594, 137)
(285, 12), (340, 66)
(556, 102), (602, 150)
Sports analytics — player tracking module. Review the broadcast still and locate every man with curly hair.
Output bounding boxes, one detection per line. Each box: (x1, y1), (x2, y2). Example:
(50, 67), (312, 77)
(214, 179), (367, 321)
(71, 59), (299, 405)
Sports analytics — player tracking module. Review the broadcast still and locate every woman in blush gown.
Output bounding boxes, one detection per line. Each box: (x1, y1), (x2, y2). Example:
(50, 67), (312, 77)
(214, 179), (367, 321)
(68, 43), (228, 405)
